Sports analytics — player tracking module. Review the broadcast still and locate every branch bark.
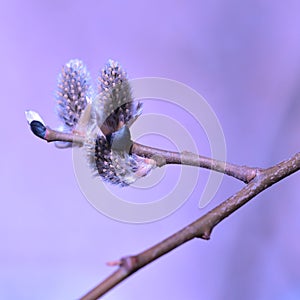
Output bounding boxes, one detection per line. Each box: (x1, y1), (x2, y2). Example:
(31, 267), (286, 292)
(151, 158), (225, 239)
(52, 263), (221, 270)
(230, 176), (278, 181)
(33, 126), (257, 183)
(80, 152), (300, 300)
(131, 142), (256, 183)
(25, 117), (299, 299)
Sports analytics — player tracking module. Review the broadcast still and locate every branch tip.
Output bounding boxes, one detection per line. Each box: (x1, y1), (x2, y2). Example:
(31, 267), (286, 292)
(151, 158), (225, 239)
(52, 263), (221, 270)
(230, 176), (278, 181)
(106, 260), (122, 267)
(25, 110), (45, 126)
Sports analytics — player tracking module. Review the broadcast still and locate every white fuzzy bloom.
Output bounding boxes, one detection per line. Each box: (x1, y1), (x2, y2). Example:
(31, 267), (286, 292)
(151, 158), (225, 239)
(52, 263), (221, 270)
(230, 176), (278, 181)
(85, 134), (156, 186)
(56, 59), (93, 132)
(94, 59), (142, 135)
(52, 58), (155, 186)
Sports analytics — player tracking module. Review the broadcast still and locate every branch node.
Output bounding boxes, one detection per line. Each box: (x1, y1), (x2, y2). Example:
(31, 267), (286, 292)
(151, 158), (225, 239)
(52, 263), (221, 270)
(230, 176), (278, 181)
(150, 154), (167, 167)
(245, 168), (260, 182)
(106, 259), (122, 267)
(120, 256), (139, 272)
(200, 231), (211, 240)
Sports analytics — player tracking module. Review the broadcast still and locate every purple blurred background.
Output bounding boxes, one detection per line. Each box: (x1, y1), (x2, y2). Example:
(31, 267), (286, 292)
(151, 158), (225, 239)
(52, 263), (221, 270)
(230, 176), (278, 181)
(1, 0), (300, 299)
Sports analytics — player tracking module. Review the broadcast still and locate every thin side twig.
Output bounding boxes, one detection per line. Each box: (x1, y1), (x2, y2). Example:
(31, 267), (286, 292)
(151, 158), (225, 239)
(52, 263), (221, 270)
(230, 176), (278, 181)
(131, 142), (256, 183)
(80, 152), (300, 300)
(33, 126), (257, 183)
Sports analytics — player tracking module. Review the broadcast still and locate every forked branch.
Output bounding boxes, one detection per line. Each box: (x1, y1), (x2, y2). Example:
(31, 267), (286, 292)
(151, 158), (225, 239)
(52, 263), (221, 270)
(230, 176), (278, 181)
(25, 57), (300, 299)
(80, 152), (300, 300)
(25, 113), (299, 300)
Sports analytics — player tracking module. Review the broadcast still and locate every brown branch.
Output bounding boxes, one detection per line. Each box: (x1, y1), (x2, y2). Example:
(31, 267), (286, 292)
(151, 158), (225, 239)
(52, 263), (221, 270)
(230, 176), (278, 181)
(44, 127), (85, 144)
(25, 115), (299, 299)
(32, 126), (257, 183)
(80, 152), (300, 300)
(131, 142), (256, 183)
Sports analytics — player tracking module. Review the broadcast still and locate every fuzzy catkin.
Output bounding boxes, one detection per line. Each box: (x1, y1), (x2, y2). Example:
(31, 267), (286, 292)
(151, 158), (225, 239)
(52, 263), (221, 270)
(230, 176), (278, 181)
(54, 58), (156, 186)
(85, 59), (155, 186)
(94, 59), (142, 135)
(56, 59), (93, 132)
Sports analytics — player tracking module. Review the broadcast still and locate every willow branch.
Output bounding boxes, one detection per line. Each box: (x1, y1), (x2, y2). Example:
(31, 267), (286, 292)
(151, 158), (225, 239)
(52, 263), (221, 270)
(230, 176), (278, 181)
(80, 152), (300, 300)
(131, 142), (256, 183)
(28, 125), (256, 183)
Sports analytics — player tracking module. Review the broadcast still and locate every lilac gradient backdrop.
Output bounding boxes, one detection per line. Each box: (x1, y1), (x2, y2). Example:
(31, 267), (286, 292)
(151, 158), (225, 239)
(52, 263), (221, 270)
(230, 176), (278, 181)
(1, 1), (300, 299)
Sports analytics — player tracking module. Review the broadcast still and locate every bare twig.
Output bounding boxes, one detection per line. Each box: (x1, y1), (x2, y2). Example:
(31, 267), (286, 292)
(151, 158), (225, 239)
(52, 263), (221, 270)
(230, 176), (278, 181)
(80, 152), (300, 300)
(44, 127), (85, 144)
(131, 142), (256, 183)
(30, 126), (257, 183)
(25, 115), (299, 299)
